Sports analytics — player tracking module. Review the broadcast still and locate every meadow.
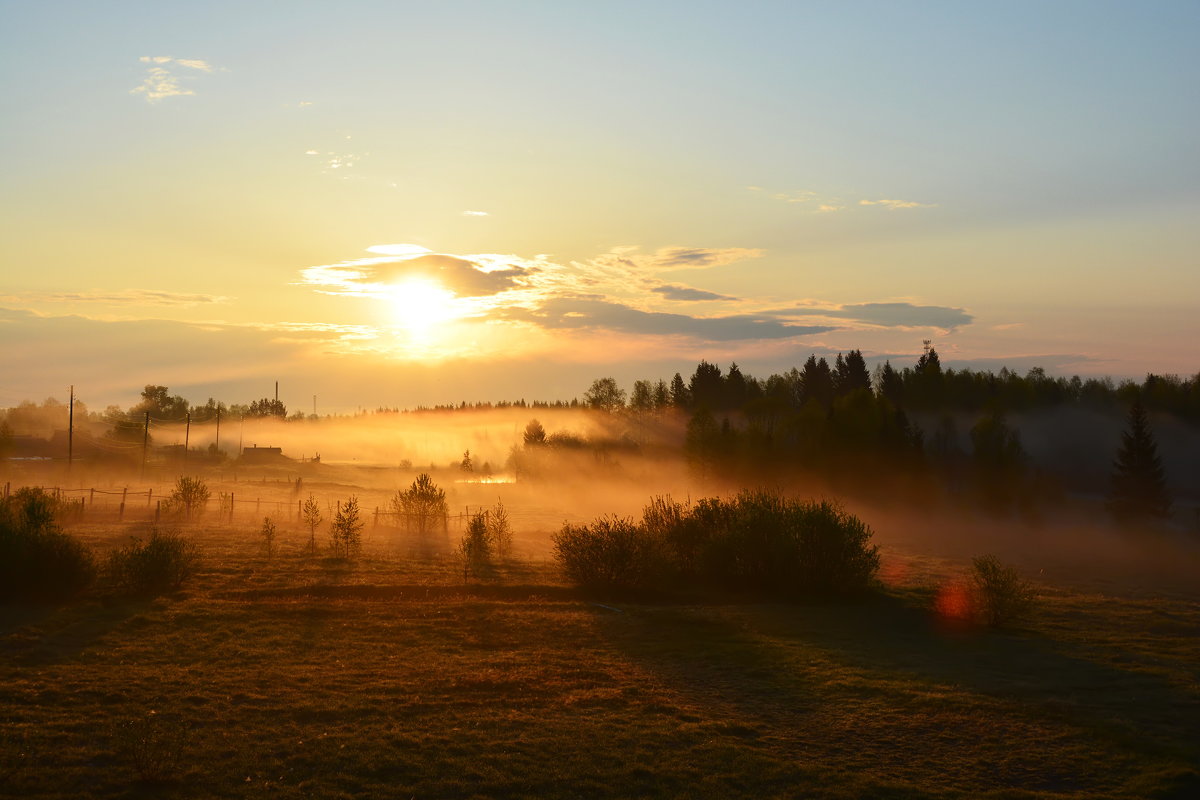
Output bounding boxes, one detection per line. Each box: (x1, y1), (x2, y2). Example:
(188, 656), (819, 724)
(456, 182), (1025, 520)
(1, 466), (1198, 799)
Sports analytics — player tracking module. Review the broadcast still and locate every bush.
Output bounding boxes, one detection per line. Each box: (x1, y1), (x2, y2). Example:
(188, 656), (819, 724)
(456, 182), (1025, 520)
(0, 488), (95, 601)
(970, 554), (1036, 627)
(486, 500), (512, 560)
(329, 496), (363, 558)
(167, 476), (210, 520)
(301, 494), (322, 554)
(459, 513), (492, 580)
(553, 516), (667, 594)
(106, 528), (198, 597)
(392, 474), (447, 536)
(260, 517), (277, 558)
(553, 490), (881, 599)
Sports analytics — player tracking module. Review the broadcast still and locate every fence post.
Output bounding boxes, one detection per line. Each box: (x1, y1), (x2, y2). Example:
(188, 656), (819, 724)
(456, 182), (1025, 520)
(374, 507), (379, 528)
(155, 500), (161, 522)
(148, 489), (153, 507)
(256, 497), (260, 514)
(90, 488), (95, 505)
(229, 492), (235, 523)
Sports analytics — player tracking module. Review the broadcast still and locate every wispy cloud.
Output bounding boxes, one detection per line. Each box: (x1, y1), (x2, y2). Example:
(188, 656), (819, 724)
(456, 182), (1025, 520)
(752, 186), (937, 213)
(39, 290), (229, 307)
(503, 297), (832, 342)
(131, 56), (219, 102)
(771, 190), (816, 204)
(461, 210), (489, 217)
(778, 302), (973, 331)
(650, 284), (736, 302)
(859, 198), (937, 210)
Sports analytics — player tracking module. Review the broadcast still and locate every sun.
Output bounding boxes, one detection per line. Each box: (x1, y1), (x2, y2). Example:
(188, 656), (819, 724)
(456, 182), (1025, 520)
(387, 278), (458, 337)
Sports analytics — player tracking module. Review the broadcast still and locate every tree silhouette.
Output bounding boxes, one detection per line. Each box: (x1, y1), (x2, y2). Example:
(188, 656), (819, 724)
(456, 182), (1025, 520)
(247, 398), (287, 418)
(915, 340), (941, 375)
(669, 373), (690, 408)
(522, 418), (546, 446)
(584, 377), (626, 413)
(799, 355), (833, 409)
(688, 361), (723, 409)
(629, 380), (655, 412)
(330, 496), (364, 558)
(392, 473), (448, 537)
(834, 350), (872, 396)
(1107, 401), (1171, 524)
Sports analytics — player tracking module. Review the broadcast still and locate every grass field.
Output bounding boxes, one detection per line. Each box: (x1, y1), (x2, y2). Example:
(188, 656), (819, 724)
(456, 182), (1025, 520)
(2, 510), (1198, 799)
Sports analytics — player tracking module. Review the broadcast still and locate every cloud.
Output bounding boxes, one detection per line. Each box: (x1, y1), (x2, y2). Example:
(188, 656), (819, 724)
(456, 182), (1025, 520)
(171, 59), (214, 72)
(301, 249), (533, 298)
(779, 302), (973, 331)
(578, 247), (764, 287)
(859, 198), (937, 210)
(650, 284), (736, 302)
(505, 297), (832, 342)
(461, 210), (489, 217)
(752, 185), (937, 213)
(131, 56), (219, 103)
(40, 290), (229, 307)
(647, 246), (763, 270)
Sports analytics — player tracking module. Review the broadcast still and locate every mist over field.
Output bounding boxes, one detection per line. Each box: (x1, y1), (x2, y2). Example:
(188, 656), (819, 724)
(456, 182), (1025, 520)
(5, 2), (1200, 796)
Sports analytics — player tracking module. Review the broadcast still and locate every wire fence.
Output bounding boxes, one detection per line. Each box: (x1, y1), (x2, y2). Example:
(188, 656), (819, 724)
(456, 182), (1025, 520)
(2, 481), (542, 532)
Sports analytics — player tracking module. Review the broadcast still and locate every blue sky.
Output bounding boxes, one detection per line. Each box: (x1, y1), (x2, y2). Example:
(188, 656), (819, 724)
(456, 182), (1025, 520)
(2, 1), (1198, 410)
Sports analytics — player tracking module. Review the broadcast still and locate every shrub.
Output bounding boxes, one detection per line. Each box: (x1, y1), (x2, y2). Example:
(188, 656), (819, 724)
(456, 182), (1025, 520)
(970, 554), (1036, 627)
(106, 528), (198, 597)
(301, 494), (322, 554)
(330, 496), (364, 558)
(260, 517), (277, 558)
(391, 473), (447, 536)
(0, 488), (95, 601)
(553, 516), (667, 594)
(486, 500), (512, 560)
(459, 513), (492, 580)
(553, 490), (881, 599)
(168, 476), (210, 520)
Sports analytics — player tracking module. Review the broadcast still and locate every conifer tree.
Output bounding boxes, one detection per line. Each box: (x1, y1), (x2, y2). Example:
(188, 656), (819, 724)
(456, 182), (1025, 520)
(1107, 401), (1171, 524)
(669, 373), (690, 408)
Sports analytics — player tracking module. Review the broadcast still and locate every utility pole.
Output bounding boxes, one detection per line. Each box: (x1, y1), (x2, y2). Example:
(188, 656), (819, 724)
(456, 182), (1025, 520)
(67, 385), (74, 472)
(184, 412), (191, 464)
(215, 407), (221, 454)
(238, 414), (244, 458)
(141, 411), (150, 480)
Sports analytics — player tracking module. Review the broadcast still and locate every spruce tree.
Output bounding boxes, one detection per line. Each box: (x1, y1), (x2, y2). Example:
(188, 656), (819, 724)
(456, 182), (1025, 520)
(1107, 401), (1171, 524)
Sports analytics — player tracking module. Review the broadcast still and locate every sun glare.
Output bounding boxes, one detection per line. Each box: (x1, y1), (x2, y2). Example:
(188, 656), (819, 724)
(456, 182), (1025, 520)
(388, 279), (458, 337)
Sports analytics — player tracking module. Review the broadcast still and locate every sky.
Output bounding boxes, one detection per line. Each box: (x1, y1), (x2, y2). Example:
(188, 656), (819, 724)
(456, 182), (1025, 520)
(2, 1), (1198, 413)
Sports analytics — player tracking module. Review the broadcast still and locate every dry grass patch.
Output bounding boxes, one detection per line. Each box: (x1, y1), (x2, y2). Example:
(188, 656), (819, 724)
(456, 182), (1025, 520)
(0, 520), (1197, 799)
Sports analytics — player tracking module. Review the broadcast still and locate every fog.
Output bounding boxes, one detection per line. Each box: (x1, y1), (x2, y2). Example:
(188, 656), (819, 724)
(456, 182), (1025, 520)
(4, 405), (1198, 599)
